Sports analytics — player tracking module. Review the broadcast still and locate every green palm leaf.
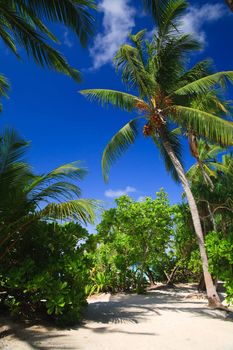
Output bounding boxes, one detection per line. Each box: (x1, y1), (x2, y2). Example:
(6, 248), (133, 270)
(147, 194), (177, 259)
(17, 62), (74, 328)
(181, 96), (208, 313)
(174, 71), (233, 96)
(173, 105), (233, 146)
(152, 127), (183, 182)
(19, 0), (96, 46)
(102, 118), (141, 182)
(80, 89), (141, 112)
(28, 181), (82, 203)
(0, 3), (81, 80)
(41, 199), (98, 224)
(0, 0), (95, 79)
(0, 75), (10, 98)
(114, 43), (154, 97)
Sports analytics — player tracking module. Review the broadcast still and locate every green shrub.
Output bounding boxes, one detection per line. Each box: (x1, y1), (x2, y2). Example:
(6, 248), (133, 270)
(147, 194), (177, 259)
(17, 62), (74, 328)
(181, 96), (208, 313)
(0, 222), (90, 325)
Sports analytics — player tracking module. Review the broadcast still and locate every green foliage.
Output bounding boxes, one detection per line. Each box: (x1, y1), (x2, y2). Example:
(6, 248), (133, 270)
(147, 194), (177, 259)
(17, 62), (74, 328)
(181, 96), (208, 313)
(102, 118), (141, 182)
(0, 128), (97, 260)
(0, 130), (98, 325)
(205, 231), (233, 304)
(172, 203), (201, 282)
(88, 189), (175, 293)
(0, 222), (90, 325)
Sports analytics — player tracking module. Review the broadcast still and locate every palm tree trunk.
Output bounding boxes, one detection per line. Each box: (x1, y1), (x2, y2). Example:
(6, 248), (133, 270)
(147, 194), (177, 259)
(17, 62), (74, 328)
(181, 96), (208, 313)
(162, 140), (222, 308)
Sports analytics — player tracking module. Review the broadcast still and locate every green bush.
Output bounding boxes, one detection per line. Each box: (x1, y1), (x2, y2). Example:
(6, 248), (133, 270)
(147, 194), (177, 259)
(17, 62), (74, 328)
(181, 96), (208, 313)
(0, 222), (90, 325)
(205, 231), (233, 304)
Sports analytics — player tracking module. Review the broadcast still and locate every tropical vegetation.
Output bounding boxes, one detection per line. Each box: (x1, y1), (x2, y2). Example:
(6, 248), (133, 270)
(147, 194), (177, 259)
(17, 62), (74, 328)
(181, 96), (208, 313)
(81, 0), (233, 307)
(0, 129), (97, 324)
(0, 0), (233, 328)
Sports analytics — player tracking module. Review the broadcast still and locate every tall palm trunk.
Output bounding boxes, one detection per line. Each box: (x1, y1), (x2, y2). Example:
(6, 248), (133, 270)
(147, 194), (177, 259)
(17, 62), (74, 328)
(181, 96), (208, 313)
(162, 140), (222, 307)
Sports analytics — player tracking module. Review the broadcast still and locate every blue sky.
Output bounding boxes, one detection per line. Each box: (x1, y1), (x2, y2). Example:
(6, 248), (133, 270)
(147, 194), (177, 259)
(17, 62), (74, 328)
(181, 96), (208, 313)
(0, 0), (232, 215)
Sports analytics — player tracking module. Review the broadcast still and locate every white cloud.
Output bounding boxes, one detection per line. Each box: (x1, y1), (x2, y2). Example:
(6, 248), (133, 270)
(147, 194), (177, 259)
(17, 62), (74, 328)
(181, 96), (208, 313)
(90, 0), (136, 69)
(105, 186), (136, 198)
(63, 30), (73, 48)
(180, 3), (225, 43)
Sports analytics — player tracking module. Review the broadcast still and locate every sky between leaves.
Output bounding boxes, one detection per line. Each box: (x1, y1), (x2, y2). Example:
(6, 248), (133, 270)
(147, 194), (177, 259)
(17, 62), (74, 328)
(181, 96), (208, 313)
(0, 0), (232, 221)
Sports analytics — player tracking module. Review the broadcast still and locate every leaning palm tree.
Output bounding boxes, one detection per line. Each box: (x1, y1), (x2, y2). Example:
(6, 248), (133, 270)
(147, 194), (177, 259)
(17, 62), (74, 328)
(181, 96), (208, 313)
(0, 128), (97, 260)
(0, 0), (96, 80)
(80, 0), (233, 307)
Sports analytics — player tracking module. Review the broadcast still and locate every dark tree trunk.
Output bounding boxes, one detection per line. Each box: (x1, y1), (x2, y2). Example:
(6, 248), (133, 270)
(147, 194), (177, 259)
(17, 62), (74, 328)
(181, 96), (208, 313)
(146, 268), (156, 286)
(198, 273), (206, 292)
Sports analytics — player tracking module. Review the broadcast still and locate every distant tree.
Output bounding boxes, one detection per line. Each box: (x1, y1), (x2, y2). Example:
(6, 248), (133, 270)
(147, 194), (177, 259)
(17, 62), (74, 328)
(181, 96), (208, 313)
(90, 190), (174, 293)
(81, 0), (233, 307)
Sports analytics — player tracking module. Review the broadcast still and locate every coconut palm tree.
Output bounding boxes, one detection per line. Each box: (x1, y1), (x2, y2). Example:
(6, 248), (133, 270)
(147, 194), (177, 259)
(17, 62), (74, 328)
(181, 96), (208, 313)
(190, 151), (233, 232)
(80, 0), (233, 307)
(0, 0), (96, 80)
(186, 141), (226, 232)
(0, 128), (97, 260)
(186, 140), (224, 189)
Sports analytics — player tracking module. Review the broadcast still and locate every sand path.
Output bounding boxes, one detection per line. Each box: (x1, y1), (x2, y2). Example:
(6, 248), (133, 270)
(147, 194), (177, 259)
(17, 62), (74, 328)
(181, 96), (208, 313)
(1, 286), (233, 350)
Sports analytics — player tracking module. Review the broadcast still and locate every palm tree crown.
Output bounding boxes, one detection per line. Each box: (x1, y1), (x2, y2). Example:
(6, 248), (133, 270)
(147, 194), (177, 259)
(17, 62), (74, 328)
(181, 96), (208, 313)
(81, 15), (233, 181)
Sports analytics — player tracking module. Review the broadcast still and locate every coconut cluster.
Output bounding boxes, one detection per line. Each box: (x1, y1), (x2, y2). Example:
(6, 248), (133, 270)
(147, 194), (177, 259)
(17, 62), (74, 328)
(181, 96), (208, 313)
(143, 113), (165, 136)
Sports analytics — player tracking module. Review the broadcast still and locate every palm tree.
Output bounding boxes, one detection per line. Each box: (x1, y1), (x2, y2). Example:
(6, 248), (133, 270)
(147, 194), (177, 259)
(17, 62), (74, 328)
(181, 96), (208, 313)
(0, 128), (97, 260)
(0, 0), (96, 80)
(190, 151), (233, 233)
(80, 0), (233, 307)
(186, 140), (224, 189)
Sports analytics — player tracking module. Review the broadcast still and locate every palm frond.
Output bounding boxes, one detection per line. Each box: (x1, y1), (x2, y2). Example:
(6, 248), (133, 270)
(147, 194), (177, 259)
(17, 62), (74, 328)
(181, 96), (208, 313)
(190, 91), (231, 116)
(158, 0), (188, 35)
(0, 128), (29, 175)
(0, 26), (18, 57)
(25, 161), (87, 194)
(18, 0), (96, 46)
(155, 34), (201, 92)
(0, 2), (81, 80)
(41, 199), (98, 224)
(114, 43), (154, 97)
(173, 105), (233, 146)
(151, 126), (183, 182)
(174, 71), (233, 96)
(102, 118), (141, 182)
(175, 60), (213, 89)
(28, 181), (82, 203)
(129, 29), (147, 65)
(80, 89), (141, 112)
(144, 0), (189, 34)
(0, 75), (10, 97)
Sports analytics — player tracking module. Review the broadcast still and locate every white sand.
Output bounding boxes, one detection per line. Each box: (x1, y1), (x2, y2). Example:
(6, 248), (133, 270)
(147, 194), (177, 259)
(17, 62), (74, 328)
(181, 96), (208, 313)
(1, 286), (233, 350)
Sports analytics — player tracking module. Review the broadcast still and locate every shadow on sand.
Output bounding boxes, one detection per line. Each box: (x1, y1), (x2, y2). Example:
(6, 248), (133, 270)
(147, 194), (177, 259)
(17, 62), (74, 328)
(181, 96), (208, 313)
(83, 288), (233, 326)
(0, 287), (232, 349)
